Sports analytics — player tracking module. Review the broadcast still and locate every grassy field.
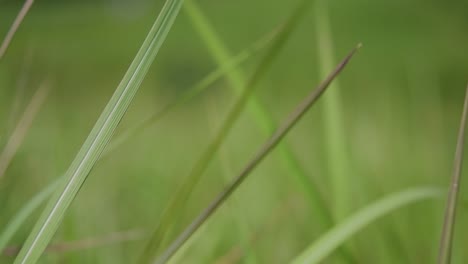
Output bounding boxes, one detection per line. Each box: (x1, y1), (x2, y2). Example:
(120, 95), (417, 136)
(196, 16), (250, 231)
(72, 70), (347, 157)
(1, 0), (468, 263)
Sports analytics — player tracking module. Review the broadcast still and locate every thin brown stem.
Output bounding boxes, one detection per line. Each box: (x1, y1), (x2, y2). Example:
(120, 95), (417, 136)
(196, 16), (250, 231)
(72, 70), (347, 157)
(438, 83), (468, 264)
(0, 0), (35, 60)
(155, 43), (362, 264)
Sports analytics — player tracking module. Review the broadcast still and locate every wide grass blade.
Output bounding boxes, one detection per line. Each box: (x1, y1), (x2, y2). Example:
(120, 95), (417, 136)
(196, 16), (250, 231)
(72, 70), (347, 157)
(437, 84), (468, 264)
(13, 0), (184, 263)
(291, 187), (443, 264)
(184, 0), (333, 230)
(155, 44), (361, 264)
(0, 0), (35, 60)
(0, 80), (49, 180)
(137, 2), (313, 263)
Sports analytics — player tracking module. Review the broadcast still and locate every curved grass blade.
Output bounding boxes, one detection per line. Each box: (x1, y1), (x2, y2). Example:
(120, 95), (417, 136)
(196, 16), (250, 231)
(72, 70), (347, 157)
(0, 0), (35, 61)
(438, 84), (468, 264)
(184, 0), (333, 233)
(155, 44), (362, 264)
(0, 27), (274, 256)
(0, 80), (50, 180)
(138, 2), (314, 262)
(290, 187), (443, 264)
(13, 1), (184, 263)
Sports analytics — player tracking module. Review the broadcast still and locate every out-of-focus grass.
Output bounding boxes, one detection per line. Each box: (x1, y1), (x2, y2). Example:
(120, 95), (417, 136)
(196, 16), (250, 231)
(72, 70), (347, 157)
(1, 0), (468, 263)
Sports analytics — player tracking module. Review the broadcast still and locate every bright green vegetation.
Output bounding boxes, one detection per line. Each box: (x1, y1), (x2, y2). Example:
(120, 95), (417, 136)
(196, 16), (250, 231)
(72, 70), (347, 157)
(0, 0), (467, 263)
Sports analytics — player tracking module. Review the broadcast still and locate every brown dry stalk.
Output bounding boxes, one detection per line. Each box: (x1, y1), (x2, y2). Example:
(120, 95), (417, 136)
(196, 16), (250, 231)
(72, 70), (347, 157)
(0, 0), (35, 60)
(438, 83), (468, 264)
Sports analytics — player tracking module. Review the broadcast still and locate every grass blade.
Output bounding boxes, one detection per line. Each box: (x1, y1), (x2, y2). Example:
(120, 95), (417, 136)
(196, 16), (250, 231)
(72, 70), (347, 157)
(0, 0), (35, 61)
(291, 187), (443, 264)
(0, 81), (49, 180)
(184, 0), (333, 232)
(155, 44), (361, 264)
(437, 84), (468, 264)
(13, 0), (184, 263)
(315, 0), (352, 220)
(138, 2), (313, 262)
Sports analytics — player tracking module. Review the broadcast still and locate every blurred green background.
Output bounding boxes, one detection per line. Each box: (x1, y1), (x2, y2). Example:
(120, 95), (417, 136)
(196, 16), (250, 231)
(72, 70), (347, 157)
(1, 0), (468, 263)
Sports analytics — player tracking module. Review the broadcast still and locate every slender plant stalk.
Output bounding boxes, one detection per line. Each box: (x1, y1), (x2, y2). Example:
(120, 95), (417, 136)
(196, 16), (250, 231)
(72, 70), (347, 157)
(438, 84), (468, 264)
(184, 0), (333, 229)
(0, 0), (35, 60)
(290, 187), (443, 264)
(138, 2), (313, 262)
(0, 29), (274, 256)
(155, 44), (361, 264)
(315, 0), (352, 220)
(13, 1), (184, 263)
(0, 80), (49, 180)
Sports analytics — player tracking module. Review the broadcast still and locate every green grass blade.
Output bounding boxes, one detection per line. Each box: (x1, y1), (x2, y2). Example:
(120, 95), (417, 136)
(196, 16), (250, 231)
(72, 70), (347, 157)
(290, 187), (443, 264)
(438, 84), (468, 264)
(138, 2), (313, 262)
(0, 0), (35, 60)
(315, 0), (352, 220)
(13, 1), (184, 263)
(184, 0), (333, 230)
(156, 44), (361, 264)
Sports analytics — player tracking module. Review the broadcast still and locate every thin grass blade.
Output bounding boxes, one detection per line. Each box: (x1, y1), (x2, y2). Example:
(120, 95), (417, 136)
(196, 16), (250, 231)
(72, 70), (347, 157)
(0, 0), (35, 60)
(155, 44), (361, 264)
(13, 1), (184, 263)
(138, 2), (313, 262)
(437, 84), (468, 264)
(290, 187), (443, 264)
